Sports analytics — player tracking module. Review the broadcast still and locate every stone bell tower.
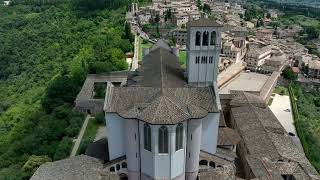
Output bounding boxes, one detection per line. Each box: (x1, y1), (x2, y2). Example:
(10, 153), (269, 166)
(186, 18), (222, 87)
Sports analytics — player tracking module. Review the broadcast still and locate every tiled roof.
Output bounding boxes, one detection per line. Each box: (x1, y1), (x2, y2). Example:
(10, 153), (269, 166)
(231, 92), (320, 179)
(187, 18), (223, 27)
(31, 155), (118, 180)
(218, 127), (241, 146)
(104, 41), (219, 124)
(105, 86), (218, 124)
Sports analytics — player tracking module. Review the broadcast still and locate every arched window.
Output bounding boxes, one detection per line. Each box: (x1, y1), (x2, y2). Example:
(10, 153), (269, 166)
(210, 31), (216, 45)
(209, 161), (215, 168)
(175, 123), (183, 151)
(199, 160), (208, 166)
(144, 123), (152, 151)
(195, 31), (201, 46)
(202, 31), (209, 46)
(158, 126), (168, 153)
(121, 162), (127, 168)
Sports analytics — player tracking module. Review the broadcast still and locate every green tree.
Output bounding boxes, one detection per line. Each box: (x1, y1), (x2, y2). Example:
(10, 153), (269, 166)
(42, 75), (78, 113)
(203, 3), (211, 14)
(164, 9), (172, 22)
(69, 47), (94, 85)
(124, 22), (135, 43)
(22, 155), (52, 174)
(282, 66), (298, 81)
(154, 14), (160, 24)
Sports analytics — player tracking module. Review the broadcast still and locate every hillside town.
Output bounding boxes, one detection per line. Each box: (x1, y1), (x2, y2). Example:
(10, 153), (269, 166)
(27, 0), (320, 180)
(126, 0), (320, 85)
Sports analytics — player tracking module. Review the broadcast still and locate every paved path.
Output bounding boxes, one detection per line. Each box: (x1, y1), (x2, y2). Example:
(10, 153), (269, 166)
(269, 94), (296, 134)
(94, 126), (106, 142)
(70, 115), (91, 157)
(131, 35), (139, 71)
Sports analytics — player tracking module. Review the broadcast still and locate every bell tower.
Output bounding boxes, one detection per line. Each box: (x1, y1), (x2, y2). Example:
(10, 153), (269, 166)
(186, 19), (222, 87)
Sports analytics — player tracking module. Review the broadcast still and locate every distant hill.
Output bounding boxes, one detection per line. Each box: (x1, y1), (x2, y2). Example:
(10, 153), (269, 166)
(262, 0), (320, 8)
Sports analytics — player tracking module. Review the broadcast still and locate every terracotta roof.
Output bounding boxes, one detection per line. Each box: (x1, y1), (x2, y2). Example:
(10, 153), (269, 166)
(187, 18), (223, 27)
(218, 127), (241, 146)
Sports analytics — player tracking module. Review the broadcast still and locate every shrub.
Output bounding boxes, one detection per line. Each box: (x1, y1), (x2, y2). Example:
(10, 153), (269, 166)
(22, 155), (51, 174)
(95, 112), (105, 125)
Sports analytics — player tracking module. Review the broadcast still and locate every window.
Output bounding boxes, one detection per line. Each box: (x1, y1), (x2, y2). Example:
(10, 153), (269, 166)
(195, 31), (201, 46)
(205, 56), (208, 64)
(210, 31), (216, 45)
(144, 123), (152, 151)
(209, 161), (215, 168)
(122, 162), (127, 168)
(196, 56), (200, 64)
(158, 126), (168, 153)
(209, 56), (213, 64)
(202, 31), (209, 46)
(199, 160), (208, 166)
(201, 56), (205, 64)
(175, 123), (183, 151)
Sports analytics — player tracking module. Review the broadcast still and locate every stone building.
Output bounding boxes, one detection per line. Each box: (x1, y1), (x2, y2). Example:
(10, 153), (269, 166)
(261, 52), (287, 74)
(229, 92), (320, 180)
(245, 44), (272, 71)
(256, 28), (273, 40)
(104, 19), (223, 180)
(308, 59), (320, 79)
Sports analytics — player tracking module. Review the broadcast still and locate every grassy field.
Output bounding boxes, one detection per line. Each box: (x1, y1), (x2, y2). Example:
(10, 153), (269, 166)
(179, 50), (187, 69)
(77, 118), (99, 155)
(139, 38), (154, 61)
(273, 86), (289, 96)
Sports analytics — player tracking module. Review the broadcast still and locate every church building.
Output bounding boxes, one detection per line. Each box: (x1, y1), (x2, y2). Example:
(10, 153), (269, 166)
(104, 19), (223, 180)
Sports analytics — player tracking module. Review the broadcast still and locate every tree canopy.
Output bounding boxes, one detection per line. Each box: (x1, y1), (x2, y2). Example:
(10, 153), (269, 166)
(0, 0), (143, 178)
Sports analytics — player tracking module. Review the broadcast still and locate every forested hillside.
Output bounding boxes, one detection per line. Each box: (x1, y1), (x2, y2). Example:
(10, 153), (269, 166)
(0, 0), (148, 179)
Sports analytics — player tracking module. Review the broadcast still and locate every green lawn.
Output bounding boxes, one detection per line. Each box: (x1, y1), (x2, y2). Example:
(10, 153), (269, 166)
(139, 38), (154, 61)
(179, 50), (187, 69)
(273, 86), (289, 96)
(77, 118), (99, 155)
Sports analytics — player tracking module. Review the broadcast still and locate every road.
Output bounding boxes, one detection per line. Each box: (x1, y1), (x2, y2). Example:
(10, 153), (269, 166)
(70, 115), (91, 157)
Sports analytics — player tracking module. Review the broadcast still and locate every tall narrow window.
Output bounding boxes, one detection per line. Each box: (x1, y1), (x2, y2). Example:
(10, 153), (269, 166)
(144, 123), (152, 151)
(158, 126), (168, 153)
(210, 31), (216, 45)
(196, 56), (200, 64)
(195, 31), (201, 46)
(176, 123), (183, 151)
(209, 56), (213, 64)
(202, 31), (209, 46)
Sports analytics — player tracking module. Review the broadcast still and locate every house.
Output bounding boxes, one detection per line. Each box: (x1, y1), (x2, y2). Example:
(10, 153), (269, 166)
(261, 52), (287, 74)
(256, 28), (273, 39)
(308, 60), (320, 79)
(245, 44), (272, 71)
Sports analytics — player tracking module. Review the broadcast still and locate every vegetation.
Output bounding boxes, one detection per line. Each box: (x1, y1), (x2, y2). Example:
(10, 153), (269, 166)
(77, 117), (100, 155)
(273, 86), (289, 96)
(0, 0), (149, 178)
(139, 38), (154, 61)
(282, 66), (298, 81)
(179, 50), (187, 69)
(290, 84), (320, 172)
(244, 5), (265, 21)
